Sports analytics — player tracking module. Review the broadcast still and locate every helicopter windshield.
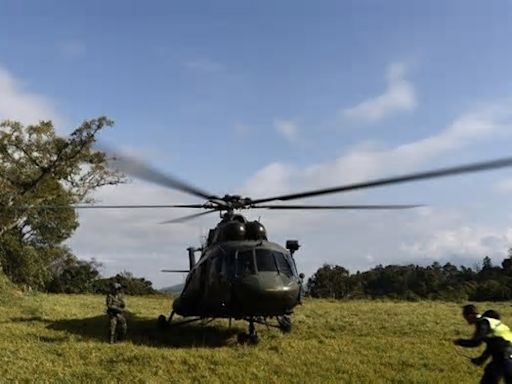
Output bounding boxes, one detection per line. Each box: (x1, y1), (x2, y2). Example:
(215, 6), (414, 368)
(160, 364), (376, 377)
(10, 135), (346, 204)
(255, 249), (277, 272)
(255, 249), (293, 277)
(275, 252), (294, 277)
(236, 249), (255, 276)
(221, 248), (295, 278)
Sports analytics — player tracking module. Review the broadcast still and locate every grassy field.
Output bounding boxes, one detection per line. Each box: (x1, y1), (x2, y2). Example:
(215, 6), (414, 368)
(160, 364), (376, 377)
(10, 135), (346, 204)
(1, 283), (508, 383)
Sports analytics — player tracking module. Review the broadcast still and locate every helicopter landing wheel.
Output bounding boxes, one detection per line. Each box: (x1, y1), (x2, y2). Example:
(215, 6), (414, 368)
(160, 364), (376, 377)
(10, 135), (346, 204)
(237, 332), (248, 344)
(237, 331), (259, 345)
(158, 314), (168, 329)
(248, 332), (259, 345)
(237, 318), (259, 345)
(277, 315), (292, 333)
(247, 318), (259, 344)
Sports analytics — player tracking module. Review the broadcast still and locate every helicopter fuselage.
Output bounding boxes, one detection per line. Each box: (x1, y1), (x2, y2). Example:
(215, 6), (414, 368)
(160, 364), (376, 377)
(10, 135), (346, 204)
(172, 239), (302, 319)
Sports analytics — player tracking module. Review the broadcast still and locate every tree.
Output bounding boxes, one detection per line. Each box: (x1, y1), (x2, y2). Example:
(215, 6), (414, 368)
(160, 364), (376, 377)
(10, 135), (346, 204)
(93, 271), (157, 295)
(471, 280), (511, 301)
(47, 252), (102, 293)
(307, 264), (350, 299)
(483, 256), (493, 270)
(501, 248), (512, 275)
(0, 118), (123, 288)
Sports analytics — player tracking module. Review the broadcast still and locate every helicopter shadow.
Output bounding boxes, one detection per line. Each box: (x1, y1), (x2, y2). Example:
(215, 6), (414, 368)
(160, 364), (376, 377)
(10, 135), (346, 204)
(8, 315), (50, 324)
(45, 312), (240, 348)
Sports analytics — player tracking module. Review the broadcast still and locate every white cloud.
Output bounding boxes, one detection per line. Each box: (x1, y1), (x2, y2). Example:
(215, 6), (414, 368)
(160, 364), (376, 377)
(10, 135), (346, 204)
(342, 62), (417, 123)
(243, 162), (295, 198)
(0, 66), (62, 125)
(274, 119), (299, 143)
(304, 100), (512, 185)
(396, 102), (511, 161)
(400, 226), (512, 262)
(495, 179), (512, 193)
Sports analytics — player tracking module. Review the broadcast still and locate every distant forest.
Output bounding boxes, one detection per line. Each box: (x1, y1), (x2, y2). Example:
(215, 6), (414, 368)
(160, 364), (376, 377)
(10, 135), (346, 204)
(307, 248), (512, 301)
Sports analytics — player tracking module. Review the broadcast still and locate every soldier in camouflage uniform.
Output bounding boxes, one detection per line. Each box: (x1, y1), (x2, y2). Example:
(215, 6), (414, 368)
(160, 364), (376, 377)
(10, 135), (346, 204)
(106, 282), (127, 343)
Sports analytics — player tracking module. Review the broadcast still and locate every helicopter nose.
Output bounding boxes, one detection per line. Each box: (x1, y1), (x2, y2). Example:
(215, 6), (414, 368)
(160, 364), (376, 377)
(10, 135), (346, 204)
(234, 273), (300, 315)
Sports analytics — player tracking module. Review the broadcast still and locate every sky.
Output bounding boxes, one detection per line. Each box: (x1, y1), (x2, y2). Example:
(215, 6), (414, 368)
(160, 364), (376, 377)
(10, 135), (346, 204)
(1, 1), (512, 288)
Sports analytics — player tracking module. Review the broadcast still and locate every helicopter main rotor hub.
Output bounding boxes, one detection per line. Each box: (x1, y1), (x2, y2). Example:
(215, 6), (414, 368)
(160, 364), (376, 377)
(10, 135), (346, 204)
(210, 194), (253, 211)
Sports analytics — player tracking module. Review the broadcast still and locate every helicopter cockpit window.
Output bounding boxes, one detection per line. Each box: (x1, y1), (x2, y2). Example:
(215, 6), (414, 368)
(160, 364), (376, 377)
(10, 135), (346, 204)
(255, 249), (278, 272)
(274, 252), (293, 277)
(236, 250), (255, 276)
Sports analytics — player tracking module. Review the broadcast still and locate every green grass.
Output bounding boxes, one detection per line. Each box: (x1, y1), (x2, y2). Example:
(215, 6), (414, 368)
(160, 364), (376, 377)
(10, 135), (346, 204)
(0, 290), (506, 383)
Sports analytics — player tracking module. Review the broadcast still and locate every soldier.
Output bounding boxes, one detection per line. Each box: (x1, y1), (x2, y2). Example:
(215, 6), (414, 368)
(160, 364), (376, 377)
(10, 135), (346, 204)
(106, 282), (127, 344)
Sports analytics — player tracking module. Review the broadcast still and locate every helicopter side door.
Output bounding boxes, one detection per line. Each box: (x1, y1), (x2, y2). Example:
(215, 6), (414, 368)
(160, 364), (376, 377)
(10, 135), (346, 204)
(184, 259), (210, 315)
(201, 254), (223, 314)
(205, 249), (235, 316)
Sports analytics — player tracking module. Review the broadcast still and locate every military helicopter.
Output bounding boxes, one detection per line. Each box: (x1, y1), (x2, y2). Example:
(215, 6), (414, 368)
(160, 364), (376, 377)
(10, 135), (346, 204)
(78, 154), (512, 344)
(160, 210), (303, 344)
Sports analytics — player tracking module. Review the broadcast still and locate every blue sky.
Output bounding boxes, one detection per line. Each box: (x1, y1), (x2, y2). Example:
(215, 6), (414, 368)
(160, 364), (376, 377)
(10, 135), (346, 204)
(1, 1), (512, 287)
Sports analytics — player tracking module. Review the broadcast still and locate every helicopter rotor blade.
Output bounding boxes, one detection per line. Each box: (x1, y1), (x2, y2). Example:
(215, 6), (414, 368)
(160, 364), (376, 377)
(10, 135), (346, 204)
(1, 204), (209, 210)
(105, 149), (218, 201)
(250, 156), (512, 205)
(252, 204), (424, 210)
(57, 204), (206, 209)
(71, 204), (207, 209)
(160, 209), (219, 224)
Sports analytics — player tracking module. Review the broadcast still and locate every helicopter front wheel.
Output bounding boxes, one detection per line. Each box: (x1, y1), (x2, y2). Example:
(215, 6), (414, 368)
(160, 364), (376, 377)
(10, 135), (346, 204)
(158, 314), (168, 329)
(277, 315), (292, 333)
(237, 331), (259, 345)
(237, 318), (259, 345)
(237, 332), (248, 344)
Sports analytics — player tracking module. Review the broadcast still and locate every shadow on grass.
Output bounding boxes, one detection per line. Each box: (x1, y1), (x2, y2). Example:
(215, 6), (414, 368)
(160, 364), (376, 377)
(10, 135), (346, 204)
(44, 312), (240, 348)
(8, 315), (50, 323)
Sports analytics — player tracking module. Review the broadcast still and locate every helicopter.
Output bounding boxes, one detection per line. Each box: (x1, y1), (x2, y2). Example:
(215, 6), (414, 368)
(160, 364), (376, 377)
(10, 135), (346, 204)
(74, 154), (512, 344)
(160, 209), (304, 344)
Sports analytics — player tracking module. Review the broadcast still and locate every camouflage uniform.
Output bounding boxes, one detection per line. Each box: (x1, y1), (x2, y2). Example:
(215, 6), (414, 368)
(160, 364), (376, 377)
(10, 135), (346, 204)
(106, 284), (127, 343)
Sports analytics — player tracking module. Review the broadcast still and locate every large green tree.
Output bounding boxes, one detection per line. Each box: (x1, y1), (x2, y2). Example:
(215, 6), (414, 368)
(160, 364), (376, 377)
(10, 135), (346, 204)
(0, 118), (123, 288)
(307, 264), (350, 299)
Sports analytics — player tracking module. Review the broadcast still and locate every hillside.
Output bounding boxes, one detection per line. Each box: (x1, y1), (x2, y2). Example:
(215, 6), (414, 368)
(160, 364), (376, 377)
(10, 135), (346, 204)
(159, 283), (184, 295)
(0, 293), (496, 383)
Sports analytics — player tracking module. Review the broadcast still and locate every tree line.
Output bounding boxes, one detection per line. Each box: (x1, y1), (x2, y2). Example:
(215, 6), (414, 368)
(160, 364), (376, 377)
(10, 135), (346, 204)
(46, 255), (156, 295)
(307, 251), (512, 301)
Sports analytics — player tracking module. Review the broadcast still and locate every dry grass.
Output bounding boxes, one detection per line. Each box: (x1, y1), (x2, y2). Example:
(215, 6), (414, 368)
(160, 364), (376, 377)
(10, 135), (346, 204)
(0, 288), (506, 383)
